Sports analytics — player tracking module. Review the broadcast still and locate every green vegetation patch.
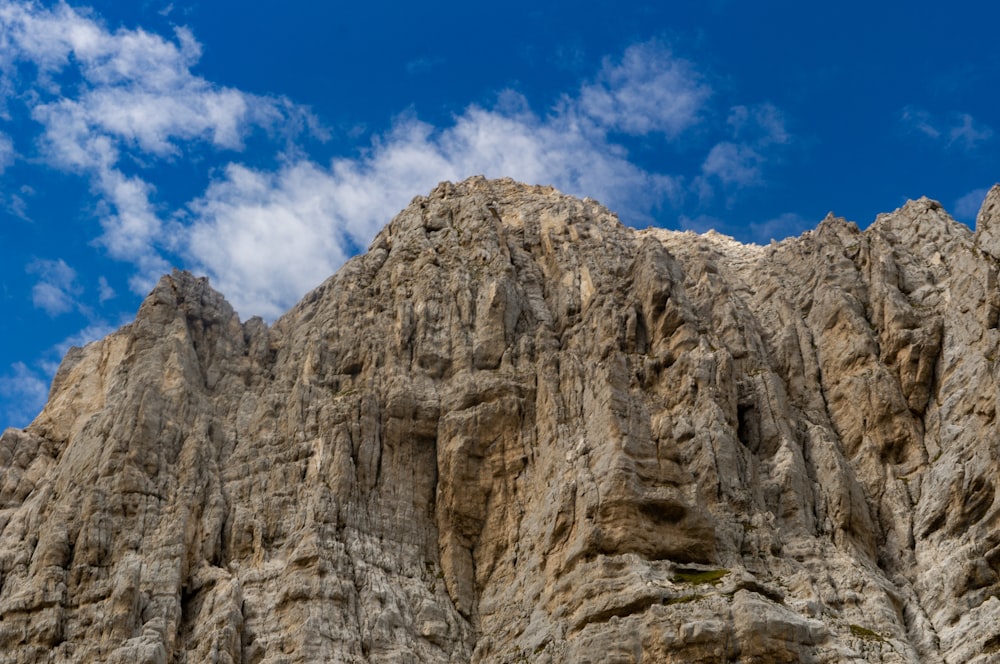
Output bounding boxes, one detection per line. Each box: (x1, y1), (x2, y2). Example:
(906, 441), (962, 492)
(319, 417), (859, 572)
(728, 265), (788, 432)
(671, 568), (729, 585)
(849, 624), (885, 642)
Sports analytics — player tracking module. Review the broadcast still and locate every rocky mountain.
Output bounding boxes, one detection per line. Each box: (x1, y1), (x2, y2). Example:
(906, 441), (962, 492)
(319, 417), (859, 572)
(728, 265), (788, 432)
(3, 176), (1000, 663)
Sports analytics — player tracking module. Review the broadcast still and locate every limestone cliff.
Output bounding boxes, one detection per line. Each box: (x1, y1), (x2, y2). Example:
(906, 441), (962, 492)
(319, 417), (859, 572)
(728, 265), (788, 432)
(3, 177), (1000, 663)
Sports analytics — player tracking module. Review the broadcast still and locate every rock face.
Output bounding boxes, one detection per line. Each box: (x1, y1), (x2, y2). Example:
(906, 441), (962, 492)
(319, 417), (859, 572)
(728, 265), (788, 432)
(3, 177), (1000, 663)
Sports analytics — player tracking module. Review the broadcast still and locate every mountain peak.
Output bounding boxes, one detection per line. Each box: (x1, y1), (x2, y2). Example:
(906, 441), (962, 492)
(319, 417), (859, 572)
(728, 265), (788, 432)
(2, 180), (1000, 662)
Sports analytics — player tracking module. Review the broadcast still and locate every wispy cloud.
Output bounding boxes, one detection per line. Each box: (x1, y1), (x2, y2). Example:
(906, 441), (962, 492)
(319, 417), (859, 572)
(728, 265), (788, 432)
(954, 186), (991, 223)
(90, 169), (170, 292)
(701, 142), (764, 187)
(182, 93), (683, 318)
(727, 103), (788, 147)
(0, 0), (318, 292)
(97, 275), (115, 302)
(576, 41), (711, 137)
(699, 103), (790, 190)
(175, 41), (727, 317)
(899, 105), (993, 152)
(51, 320), (117, 361)
(0, 319), (118, 429)
(26, 258), (81, 316)
(0, 132), (13, 172)
(1, 184), (32, 221)
(899, 106), (941, 140)
(947, 113), (994, 151)
(0, 362), (49, 428)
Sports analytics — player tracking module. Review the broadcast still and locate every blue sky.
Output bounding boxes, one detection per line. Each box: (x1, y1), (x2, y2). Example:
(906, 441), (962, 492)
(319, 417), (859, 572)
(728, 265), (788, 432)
(1, 0), (998, 429)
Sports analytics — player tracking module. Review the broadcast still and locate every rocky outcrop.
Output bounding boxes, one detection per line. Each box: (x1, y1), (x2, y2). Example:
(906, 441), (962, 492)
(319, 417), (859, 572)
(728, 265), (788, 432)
(3, 176), (1000, 662)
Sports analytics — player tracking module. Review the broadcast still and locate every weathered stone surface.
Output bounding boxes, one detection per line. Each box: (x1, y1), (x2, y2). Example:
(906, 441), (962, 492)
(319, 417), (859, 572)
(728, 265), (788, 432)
(3, 176), (1000, 662)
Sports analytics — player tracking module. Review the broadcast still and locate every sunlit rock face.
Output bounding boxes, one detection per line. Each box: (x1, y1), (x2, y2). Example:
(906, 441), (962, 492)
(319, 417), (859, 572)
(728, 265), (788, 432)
(3, 177), (1000, 663)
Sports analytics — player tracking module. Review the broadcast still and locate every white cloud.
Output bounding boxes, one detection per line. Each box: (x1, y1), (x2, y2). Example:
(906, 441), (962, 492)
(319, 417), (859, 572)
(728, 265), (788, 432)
(899, 106), (941, 140)
(30, 282), (74, 316)
(727, 103), (789, 147)
(147, 39), (778, 319)
(438, 99), (681, 212)
(184, 161), (357, 320)
(899, 105), (993, 152)
(34, 320), (118, 378)
(0, 0), (315, 294)
(1, 3), (790, 322)
(92, 168), (170, 292)
(947, 113), (993, 151)
(183, 98), (682, 318)
(954, 187), (990, 222)
(0, 132), (13, 172)
(696, 102), (790, 194)
(97, 275), (115, 302)
(52, 320), (117, 359)
(26, 258), (80, 316)
(576, 41), (711, 137)
(0, 362), (49, 428)
(1, 192), (29, 220)
(0, 184), (32, 221)
(33, 85), (264, 164)
(701, 141), (764, 187)
(0, 318), (119, 429)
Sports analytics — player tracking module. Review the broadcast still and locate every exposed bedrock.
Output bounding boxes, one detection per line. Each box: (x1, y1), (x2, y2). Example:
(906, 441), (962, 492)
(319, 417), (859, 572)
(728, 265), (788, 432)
(3, 178), (1000, 663)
